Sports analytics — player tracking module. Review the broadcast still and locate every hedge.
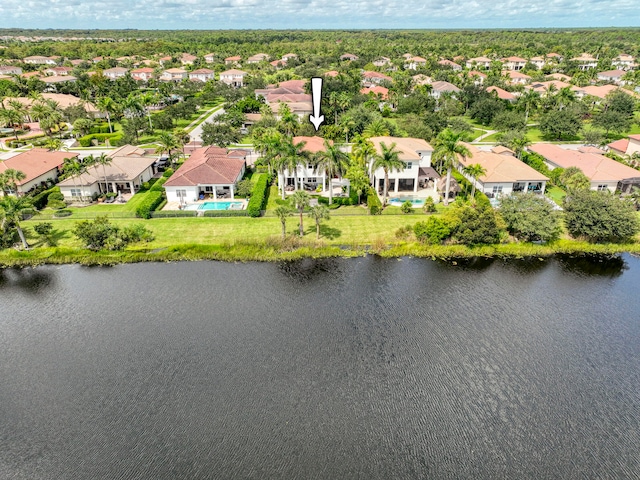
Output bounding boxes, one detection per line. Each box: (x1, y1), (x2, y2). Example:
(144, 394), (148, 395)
(78, 133), (122, 147)
(203, 210), (249, 217)
(135, 191), (165, 219)
(367, 188), (382, 215)
(246, 173), (269, 218)
(150, 176), (168, 192)
(150, 210), (197, 218)
(30, 186), (60, 210)
(54, 209), (72, 218)
(89, 124), (111, 134)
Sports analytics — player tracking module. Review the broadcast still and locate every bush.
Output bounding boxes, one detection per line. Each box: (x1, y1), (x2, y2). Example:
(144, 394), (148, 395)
(74, 216), (154, 251)
(414, 217), (452, 244)
(499, 193), (561, 242)
(162, 168), (174, 178)
(135, 191), (165, 219)
(451, 205), (503, 245)
(30, 186), (60, 210)
(422, 196), (437, 213)
(54, 209), (72, 217)
(400, 200), (413, 214)
(563, 190), (639, 242)
(47, 200), (66, 210)
(367, 188), (382, 215)
(247, 173), (269, 217)
(78, 133), (122, 147)
(235, 179), (254, 197)
(395, 224), (414, 239)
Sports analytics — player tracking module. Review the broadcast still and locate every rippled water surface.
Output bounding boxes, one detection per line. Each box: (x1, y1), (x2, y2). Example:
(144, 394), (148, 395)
(1, 256), (639, 479)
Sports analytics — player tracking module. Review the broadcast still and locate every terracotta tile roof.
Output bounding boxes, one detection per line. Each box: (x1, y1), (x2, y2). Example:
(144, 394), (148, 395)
(608, 138), (629, 154)
(164, 146), (246, 187)
(597, 69), (626, 77)
(292, 136), (331, 153)
(529, 143), (640, 182)
(459, 144), (548, 183)
(220, 69), (247, 76)
(629, 134), (640, 141)
(431, 81), (460, 93)
(324, 70), (339, 77)
(225, 56), (241, 61)
(0, 149), (77, 185)
(579, 85), (635, 99)
(361, 86), (389, 99)
(491, 146), (514, 155)
(487, 86), (516, 101)
(362, 71), (393, 81)
(58, 154), (156, 187)
(369, 136), (433, 160)
(190, 68), (214, 74)
(578, 146), (605, 155)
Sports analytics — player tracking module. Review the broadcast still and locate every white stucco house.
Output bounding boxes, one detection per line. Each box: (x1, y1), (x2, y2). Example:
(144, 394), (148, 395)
(163, 146), (247, 204)
(276, 136), (328, 194)
(219, 69), (247, 87)
(0, 149), (74, 196)
(529, 143), (640, 193)
(368, 136), (437, 194)
(57, 145), (156, 200)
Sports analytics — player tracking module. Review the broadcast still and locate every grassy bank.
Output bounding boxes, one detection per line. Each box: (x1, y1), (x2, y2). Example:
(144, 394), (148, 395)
(2, 212), (639, 267)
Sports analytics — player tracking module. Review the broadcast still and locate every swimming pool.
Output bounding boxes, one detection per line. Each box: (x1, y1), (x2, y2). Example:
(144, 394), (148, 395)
(388, 196), (426, 207)
(184, 201), (244, 211)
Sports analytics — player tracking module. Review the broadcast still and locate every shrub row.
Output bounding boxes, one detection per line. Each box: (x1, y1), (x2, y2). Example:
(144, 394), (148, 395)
(150, 210), (197, 218)
(367, 188), (382, 215)
(135, 191), (165, 219)
(150, 176), (169, 192)
(203, 210), (249, 217)
(246, 174), (269, 218)
(78, 133), (122, 147)
(30, 186), (60, 210)
(89, 124), (111, 134)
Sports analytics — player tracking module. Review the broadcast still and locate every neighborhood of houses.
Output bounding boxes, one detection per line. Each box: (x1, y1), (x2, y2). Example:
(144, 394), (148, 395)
(2, 47), (640, 214)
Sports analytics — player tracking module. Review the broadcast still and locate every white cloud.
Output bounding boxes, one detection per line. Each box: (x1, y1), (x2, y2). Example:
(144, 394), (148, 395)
(0, 0), (638, 28)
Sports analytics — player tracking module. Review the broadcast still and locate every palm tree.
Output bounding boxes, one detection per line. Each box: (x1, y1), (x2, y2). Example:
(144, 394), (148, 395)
(121, 94), (143, 120)
(308, 204), (330, 240)
(273, 136), (310, 194)
(350, 135), (375, 168)
(463, 163), (487, 202)
(314, 140), (349, 205)
(155, 132), (180, 166)
(173, 128), (190, 159)
(62, 157), (87, 202)
(291, 190), (310, 237)
(0, 107), (22, 140)
(138, 91), (157, 130)
(432, 129), (473, 206)
(0, 194), (33, 249)
(278, 103), (299, 136)
(96, 97), (118, 133)
(362, 119), (390, 138)
(92, 153), (113, 194)
(517, 90), (540, 124)
(0, 168), (26, 195)
(275, 205), (292, 239)
(371, 141), (405, 205)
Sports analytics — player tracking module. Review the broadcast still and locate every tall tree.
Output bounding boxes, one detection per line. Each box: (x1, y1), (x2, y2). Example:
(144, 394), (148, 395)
(314, 140), (349, 205)
(463, 163), (487, 201)
(0, 194), (33, 249)
(432, 129), (473, 206)
(96, 97), (118, 133)
(308, 204), (330, 239)
(275, 205), (292, 239)
(291, 190), (310, 237)
(0, 168), (26, 195)
(371, 141), (405, 205)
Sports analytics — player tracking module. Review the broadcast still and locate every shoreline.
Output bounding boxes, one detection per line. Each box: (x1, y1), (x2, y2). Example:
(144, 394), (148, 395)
(1, 240), (638, 268)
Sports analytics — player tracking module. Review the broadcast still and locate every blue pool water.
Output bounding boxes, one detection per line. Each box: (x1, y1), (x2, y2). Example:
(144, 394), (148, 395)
(199, 201), (243, 211)
(389, 196), (426, 207)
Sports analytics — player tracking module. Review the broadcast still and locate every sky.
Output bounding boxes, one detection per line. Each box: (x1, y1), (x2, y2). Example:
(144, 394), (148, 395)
(0, 0), (639, 30)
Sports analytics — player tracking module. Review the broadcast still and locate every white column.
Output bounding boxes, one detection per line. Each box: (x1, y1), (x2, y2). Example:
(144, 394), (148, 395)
(413, 179), (418, 193)
(129, 182), (134, 194)
(524, 182), (529, 193)
(111, 182), (117, 193)
(394, 179), (399, 193)
(213, 188), (217, 200)
(229, 185), (234, 200)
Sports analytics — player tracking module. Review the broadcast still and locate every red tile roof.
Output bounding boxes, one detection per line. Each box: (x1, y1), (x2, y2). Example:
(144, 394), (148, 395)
(164, 146), (246, 186)
(293, 136), (331, 153)
(0, 149), (77, 185)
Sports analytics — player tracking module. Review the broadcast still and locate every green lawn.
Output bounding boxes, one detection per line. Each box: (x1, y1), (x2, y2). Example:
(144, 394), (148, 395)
(546, 186), (566, 205)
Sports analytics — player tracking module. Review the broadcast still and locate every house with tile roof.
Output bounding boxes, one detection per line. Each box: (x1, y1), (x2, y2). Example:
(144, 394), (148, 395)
(504, 70), (531, 85)
(608, 134), (640, 157)
(362, 70), (393, 86)
(612, 54), (636, 70)
(571, 53), (598, 71)
(0, 149), (77, 196)
(219, 69), (247, 87)
(277, 136), (329, 194)
(247, 53), (270, 64)
(189, 68), (215, 82)
(131, 68), (155, 82)
(430, 81), (461, 99)
(0, 65), (22, 75)
(466, 56), (494, 69)
(160, 68), (188, 82)
(103, 67), (128, 80)
(487, 86), (516, 102)
(457, 144), (548, 198)
(23, 56), (57, 65)
(405, 56), (427, 70)
(204, 53), (216, 63)
(340, 53), (359, 61)
(224, 56), (241, 65)
(164, 146), (247, 203)
(368, 136), (436, 195)
(529, 143), (640, 193)
(438, 59), (462, 71)
(57, 145), (156, 200)
(597, 69), (627, 85)
(503, 56), (527, 71)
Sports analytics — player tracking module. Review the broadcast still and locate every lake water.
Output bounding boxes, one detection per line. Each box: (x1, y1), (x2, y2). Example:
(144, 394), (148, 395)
(1, 255), (639, 479)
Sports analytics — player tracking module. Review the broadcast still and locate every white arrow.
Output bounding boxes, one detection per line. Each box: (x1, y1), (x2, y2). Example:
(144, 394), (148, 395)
(309, 77), (325, 131)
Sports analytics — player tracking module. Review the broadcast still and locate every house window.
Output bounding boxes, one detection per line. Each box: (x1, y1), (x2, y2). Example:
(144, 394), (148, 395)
(597, 185), (608, 191)
(406, 162), (413, 169)
(492, 186), (503, 194)
(70, 188), (82, 198)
